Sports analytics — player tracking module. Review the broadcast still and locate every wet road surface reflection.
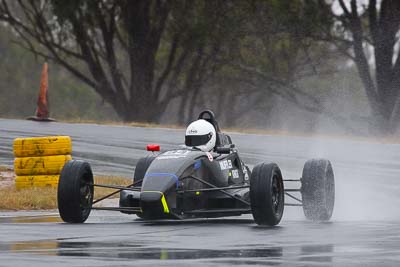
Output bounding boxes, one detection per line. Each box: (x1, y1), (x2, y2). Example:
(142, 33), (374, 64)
(1, 212), (400, 266)
(0, 240), (335, 265)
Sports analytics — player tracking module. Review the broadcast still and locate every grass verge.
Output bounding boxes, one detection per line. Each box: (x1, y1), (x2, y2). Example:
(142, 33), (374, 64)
(0, 166), (12, 172)
(0, 175), (131, 210)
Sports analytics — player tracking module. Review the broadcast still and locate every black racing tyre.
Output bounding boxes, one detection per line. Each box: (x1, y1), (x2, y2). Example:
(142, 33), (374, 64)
(133, 156), (156, 185)
(57, 160), (94, 223)
(301, 159), (335, 221)
(250, 163), (284, 226)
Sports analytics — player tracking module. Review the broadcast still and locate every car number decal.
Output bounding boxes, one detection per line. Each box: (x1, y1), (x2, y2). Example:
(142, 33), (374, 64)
(232, 169), (239, 179)
(219, 159), (232, 170)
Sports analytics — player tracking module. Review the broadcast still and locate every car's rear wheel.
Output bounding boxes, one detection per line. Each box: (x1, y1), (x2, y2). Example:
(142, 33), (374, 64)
(250, 163), (284, 226)
(301, 159), (335, 221)
(57, 160), (94, 223)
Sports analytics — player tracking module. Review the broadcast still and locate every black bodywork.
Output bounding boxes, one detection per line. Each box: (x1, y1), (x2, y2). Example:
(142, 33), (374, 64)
(119, 147), (253, 219)
(93, 110), (298, 221)
(108, 110), (262, 220)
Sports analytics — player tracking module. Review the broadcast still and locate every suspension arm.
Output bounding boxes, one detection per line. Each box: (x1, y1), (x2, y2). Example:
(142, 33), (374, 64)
(182, 176), (250, 206)
(91, 179), (143, 205)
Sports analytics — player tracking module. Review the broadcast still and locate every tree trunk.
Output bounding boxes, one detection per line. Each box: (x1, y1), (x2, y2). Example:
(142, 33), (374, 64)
(337, 0), (400, 134)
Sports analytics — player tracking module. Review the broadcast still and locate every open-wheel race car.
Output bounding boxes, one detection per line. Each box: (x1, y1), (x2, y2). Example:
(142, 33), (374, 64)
(57, 110), (335, 226)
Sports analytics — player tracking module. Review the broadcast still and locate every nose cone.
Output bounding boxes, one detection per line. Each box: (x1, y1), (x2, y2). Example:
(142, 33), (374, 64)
(140, 191), (170, 219)
(140, 173), (177, 219)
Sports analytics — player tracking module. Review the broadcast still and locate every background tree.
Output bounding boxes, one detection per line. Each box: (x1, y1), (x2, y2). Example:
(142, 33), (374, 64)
(0, 25), (117, 120)
(323, 0), (400, 133)
(0, 0), (232, 122)
(231, 0), (340, 124)
(193, 0), (347, 129)
(0, 0), (377, 135)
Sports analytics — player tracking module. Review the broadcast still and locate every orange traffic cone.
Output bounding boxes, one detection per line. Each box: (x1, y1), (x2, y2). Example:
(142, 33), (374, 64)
(27, 63), (55, 122)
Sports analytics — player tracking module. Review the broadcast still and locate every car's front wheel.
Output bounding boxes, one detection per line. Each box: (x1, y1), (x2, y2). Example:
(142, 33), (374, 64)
(250, 163), (284, 226)
(57, 160), (94, 223)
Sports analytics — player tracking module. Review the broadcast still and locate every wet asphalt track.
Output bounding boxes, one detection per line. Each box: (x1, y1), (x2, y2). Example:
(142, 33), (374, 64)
(1, 119), (400, 266)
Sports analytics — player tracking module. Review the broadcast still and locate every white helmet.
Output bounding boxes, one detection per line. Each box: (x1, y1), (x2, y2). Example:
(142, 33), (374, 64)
(185, 119), (216, 152)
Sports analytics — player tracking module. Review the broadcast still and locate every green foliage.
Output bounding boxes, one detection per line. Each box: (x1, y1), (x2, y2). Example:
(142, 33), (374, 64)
(0, 0), (369, 134)
(0, 26), (117, 121)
